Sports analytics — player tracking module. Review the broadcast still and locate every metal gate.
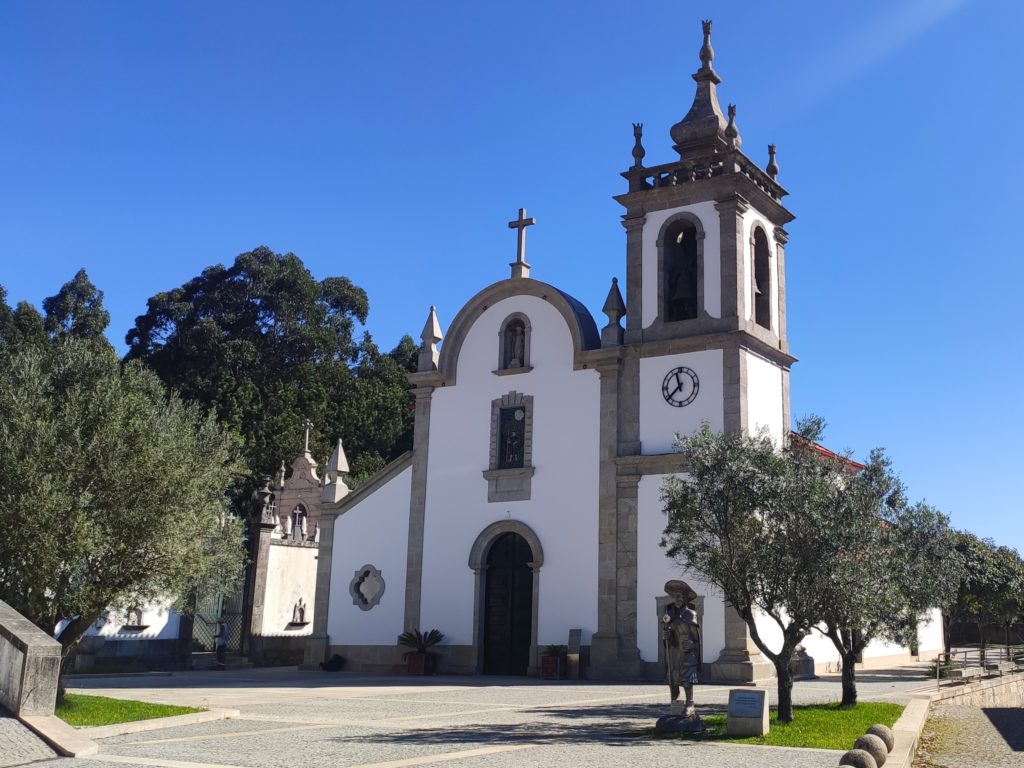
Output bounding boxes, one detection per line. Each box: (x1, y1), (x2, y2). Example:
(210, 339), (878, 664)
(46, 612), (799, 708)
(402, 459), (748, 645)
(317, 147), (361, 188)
(192, 589), (243, 652)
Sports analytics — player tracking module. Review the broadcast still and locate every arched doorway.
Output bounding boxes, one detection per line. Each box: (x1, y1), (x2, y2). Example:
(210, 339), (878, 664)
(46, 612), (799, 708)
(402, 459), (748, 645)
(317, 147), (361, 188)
(483, 532), (534, 675)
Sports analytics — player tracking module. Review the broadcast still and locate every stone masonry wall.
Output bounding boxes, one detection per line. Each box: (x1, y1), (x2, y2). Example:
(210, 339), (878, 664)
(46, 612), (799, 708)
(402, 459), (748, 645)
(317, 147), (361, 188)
(934, 671), (1024, 708)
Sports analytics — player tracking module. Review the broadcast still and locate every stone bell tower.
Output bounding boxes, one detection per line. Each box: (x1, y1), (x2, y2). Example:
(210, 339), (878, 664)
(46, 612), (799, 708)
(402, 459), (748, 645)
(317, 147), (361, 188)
(590, 20), (795, 682)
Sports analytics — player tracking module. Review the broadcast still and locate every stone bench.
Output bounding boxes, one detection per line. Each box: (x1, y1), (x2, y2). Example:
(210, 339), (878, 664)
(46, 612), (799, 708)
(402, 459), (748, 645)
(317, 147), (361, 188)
(984, 661), (1018, 674)
(948, 666), (984, 681)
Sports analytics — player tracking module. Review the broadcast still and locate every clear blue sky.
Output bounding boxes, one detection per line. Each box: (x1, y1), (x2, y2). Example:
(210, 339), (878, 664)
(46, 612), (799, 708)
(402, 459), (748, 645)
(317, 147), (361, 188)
(2, 1), (1020, 551)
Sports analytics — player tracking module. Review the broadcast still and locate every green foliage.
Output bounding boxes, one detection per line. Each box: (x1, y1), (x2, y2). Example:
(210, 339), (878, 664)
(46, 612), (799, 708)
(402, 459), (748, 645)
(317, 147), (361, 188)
(124, 247), (413, 503)
(682, 702), (904, 750)
(0, 337), (246, 658)
(56, 693), (204, 727)
(397, 628), (445, 654)
(941, 533), (1024, 649)
(543, 644), (568, 657)
(42, 269), (111, 341)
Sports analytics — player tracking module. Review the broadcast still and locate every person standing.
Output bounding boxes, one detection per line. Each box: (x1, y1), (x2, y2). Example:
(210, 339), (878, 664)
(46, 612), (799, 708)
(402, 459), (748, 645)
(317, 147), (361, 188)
(214, 618), (229, 670)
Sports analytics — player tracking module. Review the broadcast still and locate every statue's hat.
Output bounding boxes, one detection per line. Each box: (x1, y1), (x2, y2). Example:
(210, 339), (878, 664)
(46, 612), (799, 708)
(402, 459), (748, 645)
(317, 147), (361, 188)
(664, 580), (698, 603)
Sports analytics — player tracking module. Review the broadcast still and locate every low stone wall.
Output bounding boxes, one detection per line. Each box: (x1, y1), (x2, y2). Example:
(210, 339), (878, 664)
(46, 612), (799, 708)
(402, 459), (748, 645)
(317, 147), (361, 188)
(248, 635), (309, 667)
(0, 599), (60, 717)
(934, 670), (1024, 707)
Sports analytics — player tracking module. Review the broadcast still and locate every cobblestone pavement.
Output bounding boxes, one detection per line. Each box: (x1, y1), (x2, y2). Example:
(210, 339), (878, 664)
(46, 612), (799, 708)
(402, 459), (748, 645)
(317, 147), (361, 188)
(914, 703), (1024, 768)
(0, 710), (56, 767)
(29, 664), (937, 768)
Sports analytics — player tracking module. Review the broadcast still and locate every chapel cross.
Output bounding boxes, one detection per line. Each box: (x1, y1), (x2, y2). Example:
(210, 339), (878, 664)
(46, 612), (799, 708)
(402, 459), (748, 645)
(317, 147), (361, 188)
(507, 207), (536, 279)
(302, 419), (314, 454)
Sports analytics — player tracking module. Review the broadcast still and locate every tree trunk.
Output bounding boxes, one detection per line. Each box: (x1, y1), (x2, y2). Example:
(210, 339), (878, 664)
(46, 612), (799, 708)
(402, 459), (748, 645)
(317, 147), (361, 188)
(54, 614), (98, 701)
(775, 658), (795, 723)
(840, 648), (858, 707)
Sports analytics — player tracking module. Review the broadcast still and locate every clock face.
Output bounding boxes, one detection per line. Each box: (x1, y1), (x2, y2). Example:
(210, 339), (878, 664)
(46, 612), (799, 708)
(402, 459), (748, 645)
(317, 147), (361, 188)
(662, 366), (699, 407)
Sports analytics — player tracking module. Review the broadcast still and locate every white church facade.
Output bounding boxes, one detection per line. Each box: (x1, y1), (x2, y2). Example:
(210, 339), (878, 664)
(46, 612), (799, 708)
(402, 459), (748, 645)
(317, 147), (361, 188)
(303, 21), (943, 680)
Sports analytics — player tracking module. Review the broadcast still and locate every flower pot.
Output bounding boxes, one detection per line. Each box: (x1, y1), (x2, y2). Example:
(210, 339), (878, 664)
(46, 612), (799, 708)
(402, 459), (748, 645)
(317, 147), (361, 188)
(541, 655), (565, 680)
(406, 652), (436, 675)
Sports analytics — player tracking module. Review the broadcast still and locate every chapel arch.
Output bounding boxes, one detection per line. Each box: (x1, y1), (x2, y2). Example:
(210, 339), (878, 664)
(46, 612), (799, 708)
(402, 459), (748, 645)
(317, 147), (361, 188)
(658, 213), (705, 323)
(469, 520), (543, 675)
(497, 312), (532, 371)
(752, 225), (772, 330)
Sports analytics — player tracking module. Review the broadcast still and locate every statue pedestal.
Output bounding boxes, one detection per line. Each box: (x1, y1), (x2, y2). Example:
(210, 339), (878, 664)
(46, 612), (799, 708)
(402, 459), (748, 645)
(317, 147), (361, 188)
(655, 712), (705, 734)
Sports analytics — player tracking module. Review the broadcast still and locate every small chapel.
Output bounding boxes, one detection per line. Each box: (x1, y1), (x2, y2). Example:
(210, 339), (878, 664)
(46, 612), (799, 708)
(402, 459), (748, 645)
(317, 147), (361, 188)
(301, 21), (943, 681)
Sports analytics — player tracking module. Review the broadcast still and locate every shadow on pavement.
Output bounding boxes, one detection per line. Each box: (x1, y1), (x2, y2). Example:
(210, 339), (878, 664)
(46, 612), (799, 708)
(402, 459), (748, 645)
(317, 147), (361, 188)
(982, 708), (1024, 751)
(329, 702), (729, 748)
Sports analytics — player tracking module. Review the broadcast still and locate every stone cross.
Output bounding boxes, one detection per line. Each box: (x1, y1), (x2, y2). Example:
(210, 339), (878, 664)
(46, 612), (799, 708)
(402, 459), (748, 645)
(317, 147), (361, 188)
(302, 419), (314, 454)
(507, 207), (536, 279)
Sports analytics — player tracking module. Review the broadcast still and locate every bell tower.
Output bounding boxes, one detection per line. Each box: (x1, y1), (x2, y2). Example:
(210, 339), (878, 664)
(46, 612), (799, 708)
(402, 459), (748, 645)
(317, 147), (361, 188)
(590, 20), (795, 683)
(614, 18), (795, 447)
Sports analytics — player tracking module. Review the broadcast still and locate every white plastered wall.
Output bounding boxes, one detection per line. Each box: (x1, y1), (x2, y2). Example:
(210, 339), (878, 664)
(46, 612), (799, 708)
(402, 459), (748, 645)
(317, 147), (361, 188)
(741, 209), (779, 330)
(753, 611), (934, 673)
(744, 350), (785, 446)
(641, 202), (722, 327)
(639, 349), (723, 454)
(637, 473), (725, 664)
(917, 608), (945, 655)
(422, 294), (601, 647)
(327, 466), (412, 644)
(260, 544), (318, 636)
(85, 601), (180, 640)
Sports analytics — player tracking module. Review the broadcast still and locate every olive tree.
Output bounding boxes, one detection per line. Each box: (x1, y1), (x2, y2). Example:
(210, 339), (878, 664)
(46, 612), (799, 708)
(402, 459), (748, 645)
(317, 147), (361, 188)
(0, 337), (245, 669)
(661, 424), (841, 722)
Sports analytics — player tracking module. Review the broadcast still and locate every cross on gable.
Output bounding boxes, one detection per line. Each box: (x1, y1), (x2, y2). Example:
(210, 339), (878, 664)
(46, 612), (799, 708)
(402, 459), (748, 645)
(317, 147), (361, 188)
(507, 207), (536, 279)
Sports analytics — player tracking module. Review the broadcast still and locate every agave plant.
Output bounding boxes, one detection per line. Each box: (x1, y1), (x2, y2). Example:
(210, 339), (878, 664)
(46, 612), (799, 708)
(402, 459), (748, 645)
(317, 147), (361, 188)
(397, 628), (444, 656)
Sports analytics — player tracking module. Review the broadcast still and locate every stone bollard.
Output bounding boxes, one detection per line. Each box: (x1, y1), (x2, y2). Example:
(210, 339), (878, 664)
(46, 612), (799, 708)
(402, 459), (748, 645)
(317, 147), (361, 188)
(865, 723), (895, 753)
(854, 734), (889, 767)
(838, 749), (877, 768)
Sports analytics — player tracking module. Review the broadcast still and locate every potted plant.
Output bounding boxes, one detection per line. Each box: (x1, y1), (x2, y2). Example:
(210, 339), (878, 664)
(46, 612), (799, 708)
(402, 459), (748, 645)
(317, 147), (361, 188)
(541, 644), (567, 680)
(398, 628), (444, 675)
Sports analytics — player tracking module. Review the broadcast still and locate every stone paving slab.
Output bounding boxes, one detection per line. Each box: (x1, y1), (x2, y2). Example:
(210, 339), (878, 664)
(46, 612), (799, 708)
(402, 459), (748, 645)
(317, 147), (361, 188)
(0, 711), (57, 767)
(913, 702), (1024, 768)
(35, 664), (945, 768)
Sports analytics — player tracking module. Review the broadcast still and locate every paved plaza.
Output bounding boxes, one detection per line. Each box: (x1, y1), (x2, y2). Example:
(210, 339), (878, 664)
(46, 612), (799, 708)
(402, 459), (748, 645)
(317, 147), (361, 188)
(8, 664), (938, 768)
(914, 702), (1024, 768)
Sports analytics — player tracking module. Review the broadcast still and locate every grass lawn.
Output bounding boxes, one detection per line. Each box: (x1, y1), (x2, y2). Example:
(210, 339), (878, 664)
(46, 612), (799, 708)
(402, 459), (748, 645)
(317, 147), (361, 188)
(658, 702), (904, 750)
(56, 693), (205, 727)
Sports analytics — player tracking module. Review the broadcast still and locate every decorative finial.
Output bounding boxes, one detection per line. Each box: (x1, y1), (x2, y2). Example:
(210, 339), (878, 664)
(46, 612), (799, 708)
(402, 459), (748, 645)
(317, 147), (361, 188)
(724, 104), (741, 149)
(275, 460), (286, 489)
(507, 208), (536, 279)
(418, 305), (443, 372)
(630, 123), (646, 170)
(669, 20), (727, 158)
(601, 277), (626, 348)
(700, 19), (714, 70)
(322, 438), (351, 503)
(766, 144), (779, 179)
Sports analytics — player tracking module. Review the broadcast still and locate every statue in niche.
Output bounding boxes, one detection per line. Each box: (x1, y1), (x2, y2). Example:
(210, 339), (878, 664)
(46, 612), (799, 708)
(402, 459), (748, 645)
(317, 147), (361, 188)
(499, 408), (525, 468)
(662, 580), (701, 713)
(292, 597), (307, 624)
(504, 320), (525, 368)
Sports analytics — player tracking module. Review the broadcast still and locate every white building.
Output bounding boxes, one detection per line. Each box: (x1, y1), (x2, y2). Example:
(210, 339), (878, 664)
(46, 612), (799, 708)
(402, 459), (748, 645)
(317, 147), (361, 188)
(304, 21), (942, 680)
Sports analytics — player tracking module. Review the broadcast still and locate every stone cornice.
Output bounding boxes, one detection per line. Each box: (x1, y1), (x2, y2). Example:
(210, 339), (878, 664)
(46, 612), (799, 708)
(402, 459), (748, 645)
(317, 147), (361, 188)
(616, 452), (689, 476)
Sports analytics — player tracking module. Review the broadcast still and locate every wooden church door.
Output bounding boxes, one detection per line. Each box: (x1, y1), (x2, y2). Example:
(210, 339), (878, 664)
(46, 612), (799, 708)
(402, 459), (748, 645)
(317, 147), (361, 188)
(483, 532), (533, 675)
